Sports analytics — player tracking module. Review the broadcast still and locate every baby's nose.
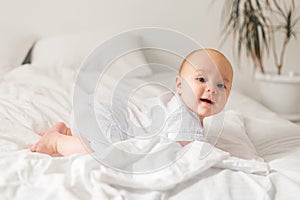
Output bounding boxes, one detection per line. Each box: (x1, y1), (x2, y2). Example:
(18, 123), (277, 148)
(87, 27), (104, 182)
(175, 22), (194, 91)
(205, 83), (217, 94)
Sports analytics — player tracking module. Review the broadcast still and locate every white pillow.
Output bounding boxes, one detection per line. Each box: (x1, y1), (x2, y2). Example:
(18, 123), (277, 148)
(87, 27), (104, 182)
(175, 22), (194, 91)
(244, 115), (300, 159)
(0, 32), (35, 75)
(204, 110), (261, 161)
(31, 31), (152, 76)
(226, 90), (300, 160)
(226, 90), (272, 114)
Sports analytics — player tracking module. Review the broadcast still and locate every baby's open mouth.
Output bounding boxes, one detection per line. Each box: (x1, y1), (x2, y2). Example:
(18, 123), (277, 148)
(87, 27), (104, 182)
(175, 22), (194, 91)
(200, 98), (214, 105)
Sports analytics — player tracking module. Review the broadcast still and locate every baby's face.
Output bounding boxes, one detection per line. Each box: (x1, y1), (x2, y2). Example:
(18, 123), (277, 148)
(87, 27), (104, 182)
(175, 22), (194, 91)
(176, 50), (233, 121)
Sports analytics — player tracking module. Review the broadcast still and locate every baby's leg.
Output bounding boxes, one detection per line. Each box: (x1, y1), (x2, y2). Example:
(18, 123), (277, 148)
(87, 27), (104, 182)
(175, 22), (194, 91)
(30, 132), (89, 156)
(40, 122), (72, 136)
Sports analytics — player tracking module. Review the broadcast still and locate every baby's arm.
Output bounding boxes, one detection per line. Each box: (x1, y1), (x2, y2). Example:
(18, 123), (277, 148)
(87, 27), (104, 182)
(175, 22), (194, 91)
(30, 132), (89, 156)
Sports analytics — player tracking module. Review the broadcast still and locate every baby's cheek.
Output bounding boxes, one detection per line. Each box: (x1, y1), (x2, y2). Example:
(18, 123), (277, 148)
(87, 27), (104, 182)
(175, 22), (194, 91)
(216, 100), (227, 113)
(218, 92), (227, 103)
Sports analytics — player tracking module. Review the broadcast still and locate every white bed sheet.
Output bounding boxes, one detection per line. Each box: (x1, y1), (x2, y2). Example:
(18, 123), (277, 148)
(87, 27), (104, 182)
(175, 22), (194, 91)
(0, 62), (299, 200)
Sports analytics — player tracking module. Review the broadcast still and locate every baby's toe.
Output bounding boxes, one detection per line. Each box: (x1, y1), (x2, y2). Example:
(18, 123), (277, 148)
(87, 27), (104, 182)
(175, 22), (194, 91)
(39, 132), (45, 136)
(30, 144), (37, 152)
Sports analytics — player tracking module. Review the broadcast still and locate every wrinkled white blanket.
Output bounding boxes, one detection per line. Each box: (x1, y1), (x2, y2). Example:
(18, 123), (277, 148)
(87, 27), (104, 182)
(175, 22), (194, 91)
(0, 63), (299, 200)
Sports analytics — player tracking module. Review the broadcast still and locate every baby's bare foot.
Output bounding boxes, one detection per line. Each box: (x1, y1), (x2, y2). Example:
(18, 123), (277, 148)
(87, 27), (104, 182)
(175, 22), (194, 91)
(39, 122), (69, 136)
(30, 132), (61, 155)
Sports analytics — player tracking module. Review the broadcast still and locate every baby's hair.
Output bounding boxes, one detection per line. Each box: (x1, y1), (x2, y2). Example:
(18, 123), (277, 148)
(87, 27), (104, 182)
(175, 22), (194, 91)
(178, 50), (197, 75)
(178, 48), (226, 75)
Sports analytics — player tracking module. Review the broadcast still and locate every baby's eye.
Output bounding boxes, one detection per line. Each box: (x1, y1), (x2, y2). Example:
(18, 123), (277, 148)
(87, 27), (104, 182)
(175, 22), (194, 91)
(217, 83), (226, 89)
(197, 77), (206, 83)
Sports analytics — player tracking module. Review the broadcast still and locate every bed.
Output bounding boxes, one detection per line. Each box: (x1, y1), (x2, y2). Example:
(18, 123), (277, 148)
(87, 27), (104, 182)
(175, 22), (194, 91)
(0, 29), (300, 200)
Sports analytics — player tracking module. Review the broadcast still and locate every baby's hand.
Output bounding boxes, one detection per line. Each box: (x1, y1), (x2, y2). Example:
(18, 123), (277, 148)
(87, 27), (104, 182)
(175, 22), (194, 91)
(30, 132), (61, 155)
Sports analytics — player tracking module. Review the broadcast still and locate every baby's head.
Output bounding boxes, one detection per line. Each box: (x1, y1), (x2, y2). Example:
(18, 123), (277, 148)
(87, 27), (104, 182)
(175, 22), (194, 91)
(176, 49), (233, 122)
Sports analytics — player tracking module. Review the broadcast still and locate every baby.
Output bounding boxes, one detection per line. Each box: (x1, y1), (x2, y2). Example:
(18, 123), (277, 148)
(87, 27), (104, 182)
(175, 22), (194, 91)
(30, 48), (233, 156)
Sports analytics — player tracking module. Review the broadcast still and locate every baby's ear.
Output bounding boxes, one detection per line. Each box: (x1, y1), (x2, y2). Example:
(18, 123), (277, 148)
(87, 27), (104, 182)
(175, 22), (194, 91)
(175, 75), (182, 94)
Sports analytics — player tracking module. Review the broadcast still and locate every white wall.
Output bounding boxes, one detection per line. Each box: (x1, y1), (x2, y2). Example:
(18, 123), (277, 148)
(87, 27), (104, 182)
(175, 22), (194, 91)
(1, 0), (299, 99)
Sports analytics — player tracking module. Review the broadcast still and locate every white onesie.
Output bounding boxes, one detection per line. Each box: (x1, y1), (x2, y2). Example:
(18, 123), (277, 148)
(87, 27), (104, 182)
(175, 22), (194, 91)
(70, 92), (204, 151)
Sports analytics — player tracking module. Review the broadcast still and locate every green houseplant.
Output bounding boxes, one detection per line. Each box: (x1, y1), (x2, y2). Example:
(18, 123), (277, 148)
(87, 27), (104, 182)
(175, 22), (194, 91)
(221, 0), (299, 74)
(219, 0), (300, 120)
